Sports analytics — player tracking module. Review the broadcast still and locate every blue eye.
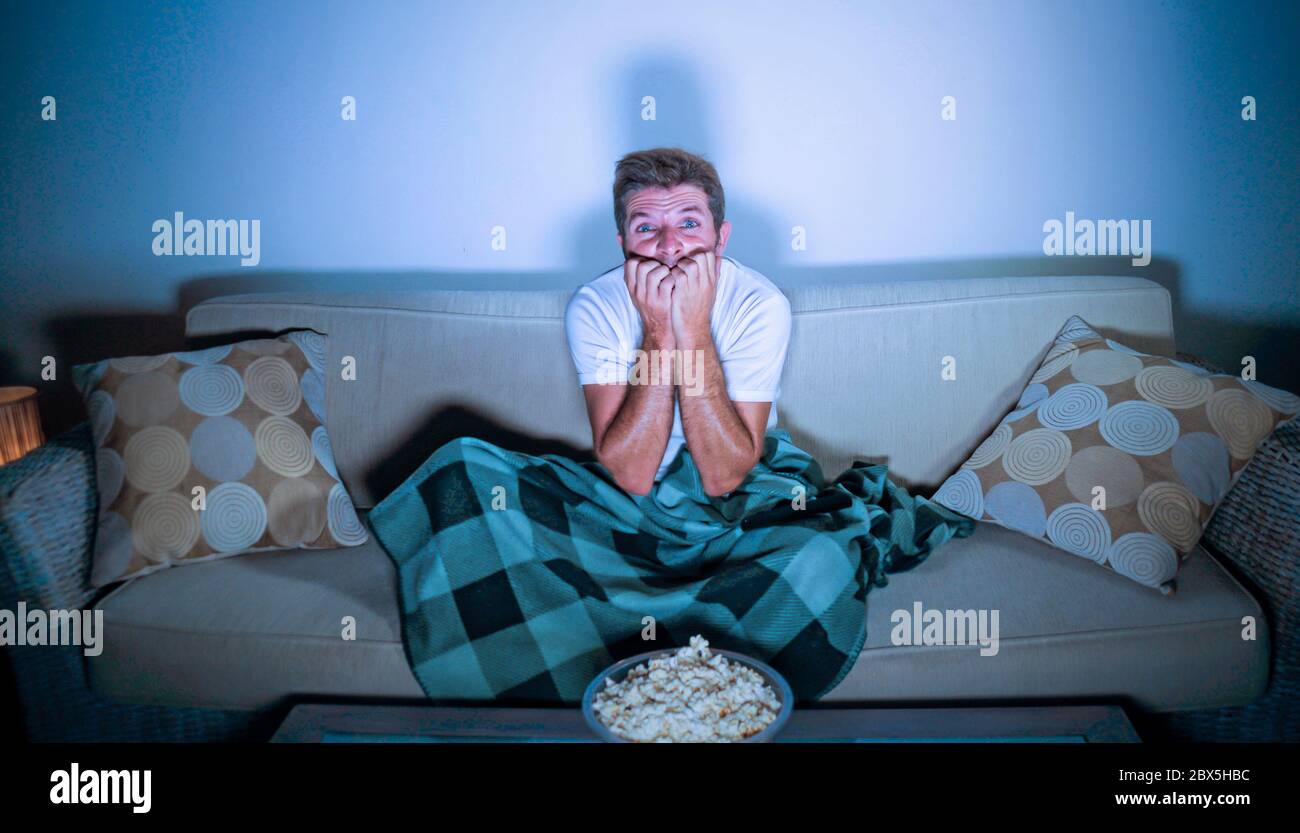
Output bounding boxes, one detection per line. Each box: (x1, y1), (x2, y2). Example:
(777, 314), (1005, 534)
(636, 218), (699, 233)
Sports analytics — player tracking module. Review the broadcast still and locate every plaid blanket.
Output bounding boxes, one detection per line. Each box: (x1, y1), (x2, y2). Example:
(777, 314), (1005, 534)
(368, 428), (975, 703)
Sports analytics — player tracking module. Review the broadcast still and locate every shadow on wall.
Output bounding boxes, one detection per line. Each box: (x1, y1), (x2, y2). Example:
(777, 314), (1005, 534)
(27, 255), (1300, 446)
(564, 54), (791, 279)
(34, 312), (189, 442)
(18, 48), (1300, 452)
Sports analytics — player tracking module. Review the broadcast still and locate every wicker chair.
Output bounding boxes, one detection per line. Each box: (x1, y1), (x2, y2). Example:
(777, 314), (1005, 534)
(1135, 353), (1300, 742)
(0, 423), (277, 742)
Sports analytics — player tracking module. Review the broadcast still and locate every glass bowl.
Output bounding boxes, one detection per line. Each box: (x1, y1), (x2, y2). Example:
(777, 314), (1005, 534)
(580, 646), (795, 743)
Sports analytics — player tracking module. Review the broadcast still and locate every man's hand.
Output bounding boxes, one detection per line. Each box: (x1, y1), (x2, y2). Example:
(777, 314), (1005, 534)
(669, 250), (719, 346)
(624, 255), (677, 349)
(579, 255), (680, 496)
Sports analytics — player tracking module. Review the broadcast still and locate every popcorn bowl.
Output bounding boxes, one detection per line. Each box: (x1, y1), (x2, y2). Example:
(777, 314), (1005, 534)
(581, 646), (795, 743)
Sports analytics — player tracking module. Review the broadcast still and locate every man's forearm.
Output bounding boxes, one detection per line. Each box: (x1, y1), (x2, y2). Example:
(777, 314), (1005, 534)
(676, 335), (757, 496)
(595, 335), (676, 495)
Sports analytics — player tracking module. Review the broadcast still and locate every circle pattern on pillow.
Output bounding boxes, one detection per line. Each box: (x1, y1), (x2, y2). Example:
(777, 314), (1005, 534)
(984, 480), (1047, 537)
(933, 469), (984, 519)
(202, 482), (268, 553)
(124, 426), (190, 492)
(962, 423), (1011, 469)
(1206, 388), (1275, 459)
(190, 416), (256, 482)
(328, 482), (369, 546)
(1106, 533), (1177, 587)
(1099, 400), (1179, 456)
(1017, 383), (1050, 410)
(245, 356), (302, 415)
(286, 330), (327, 372)
(1137, 481), (1202, 552)
(312, 425), (339, 479)
(1069, 349), (1142, 385)
(1046, 503), (1110, 564)
(1064, 445), (1144, 507)
(179, 364), (245, 416)
(116, 370), (181, 427)
(930, 313), (1298, 592)
(1037, 383), (1107, 430)
(256, 415), (314, 477)
(1030, 343), (1077, 383)
(301, 368), (326, 422)
(268, 477), (326, 546)
(1134, 365), (1212, 410)
(1057, 319), (1099, 342)
(1002, 428), (1071, 485)
(70, 331), (370, 587)
(134, 491), (201, 563)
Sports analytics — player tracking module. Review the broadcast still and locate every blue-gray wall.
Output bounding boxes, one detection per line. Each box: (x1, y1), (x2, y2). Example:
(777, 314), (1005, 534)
(2, 0), (1297, 434)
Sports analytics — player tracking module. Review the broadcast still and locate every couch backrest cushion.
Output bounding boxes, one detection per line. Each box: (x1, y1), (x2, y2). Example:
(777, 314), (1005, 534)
(186, 275), (1174, 507)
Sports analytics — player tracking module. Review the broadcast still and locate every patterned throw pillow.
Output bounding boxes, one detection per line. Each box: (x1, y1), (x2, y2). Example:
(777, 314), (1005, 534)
(72, 331), (368, 587)
(932, 315), (1299, 593)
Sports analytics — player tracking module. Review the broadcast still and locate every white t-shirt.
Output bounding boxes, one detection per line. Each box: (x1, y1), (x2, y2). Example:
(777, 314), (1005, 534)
(564, 255), (793, 482)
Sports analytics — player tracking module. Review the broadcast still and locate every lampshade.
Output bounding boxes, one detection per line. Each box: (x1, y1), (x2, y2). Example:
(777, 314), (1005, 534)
(0, 387), (45, 466)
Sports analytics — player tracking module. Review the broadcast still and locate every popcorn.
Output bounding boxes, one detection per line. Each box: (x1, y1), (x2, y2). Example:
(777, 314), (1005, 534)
(591, 635), (782, 742)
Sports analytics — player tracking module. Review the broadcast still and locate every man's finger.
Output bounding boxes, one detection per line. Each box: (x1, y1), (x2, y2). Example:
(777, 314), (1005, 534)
(674, 256), (697, 283)
(625, 256), (647, 294)
(650, 263), (673, 295)
(637, 257), (660, 284)
(632, 262), (647, 301)
(689, 251), (709, 280)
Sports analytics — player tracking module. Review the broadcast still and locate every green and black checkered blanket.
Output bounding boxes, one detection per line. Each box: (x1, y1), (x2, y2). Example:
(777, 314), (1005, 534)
(368, 428), (975, 703)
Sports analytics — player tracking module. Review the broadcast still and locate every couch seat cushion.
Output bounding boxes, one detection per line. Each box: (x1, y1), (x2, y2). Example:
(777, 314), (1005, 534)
(827, 524), (1268, 710)
(89, 532), (422, 710)
(88, 523), (1267, 712)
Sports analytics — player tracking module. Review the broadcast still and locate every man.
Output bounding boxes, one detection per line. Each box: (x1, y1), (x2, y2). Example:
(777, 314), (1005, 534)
(369, 147), (974, 705)
(565, 147), (792, 497)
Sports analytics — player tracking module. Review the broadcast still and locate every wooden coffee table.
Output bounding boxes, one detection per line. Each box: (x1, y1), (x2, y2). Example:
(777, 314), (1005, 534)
(271, 703), (1140, 742)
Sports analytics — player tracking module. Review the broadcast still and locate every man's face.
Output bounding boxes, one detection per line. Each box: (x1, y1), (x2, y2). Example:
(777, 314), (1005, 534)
(617, 183), (731, 269)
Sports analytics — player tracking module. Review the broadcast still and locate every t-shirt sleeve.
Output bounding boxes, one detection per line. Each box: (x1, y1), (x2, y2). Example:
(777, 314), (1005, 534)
(720, 289), (792, 402)
(565, 286), (631, 385)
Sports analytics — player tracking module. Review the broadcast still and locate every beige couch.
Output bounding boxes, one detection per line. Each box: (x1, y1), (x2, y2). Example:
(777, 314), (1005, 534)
(86, 271), (1268, 715)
